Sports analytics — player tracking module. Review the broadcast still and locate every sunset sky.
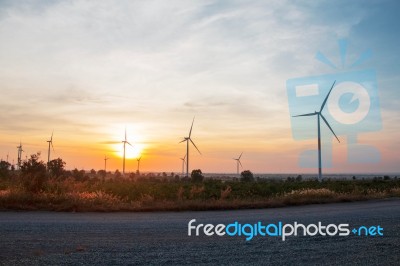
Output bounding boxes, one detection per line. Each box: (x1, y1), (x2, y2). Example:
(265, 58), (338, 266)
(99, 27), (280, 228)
(0, 0), (399, 174)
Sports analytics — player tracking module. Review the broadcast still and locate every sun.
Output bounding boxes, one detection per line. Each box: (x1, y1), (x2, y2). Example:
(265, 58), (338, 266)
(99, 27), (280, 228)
(114, 143), (144, 159)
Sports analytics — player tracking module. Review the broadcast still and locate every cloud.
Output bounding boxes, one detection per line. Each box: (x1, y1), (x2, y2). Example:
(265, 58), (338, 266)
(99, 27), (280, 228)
(0, 0), (398, 171)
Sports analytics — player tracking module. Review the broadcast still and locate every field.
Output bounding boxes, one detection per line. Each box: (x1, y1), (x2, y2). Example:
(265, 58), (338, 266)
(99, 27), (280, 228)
(1, 170), (399, 212)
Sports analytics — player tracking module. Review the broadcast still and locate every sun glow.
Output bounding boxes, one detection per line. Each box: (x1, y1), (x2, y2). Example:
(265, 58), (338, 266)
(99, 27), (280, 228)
(114, 143), (144, 159)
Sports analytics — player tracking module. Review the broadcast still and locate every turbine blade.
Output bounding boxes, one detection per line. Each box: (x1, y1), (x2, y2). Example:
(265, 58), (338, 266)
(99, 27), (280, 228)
(190, 139), (201, 155)
(320, 81), (336, 112)
(179, 139), (187, 144)
(51, 142), (55, 152)
(189, 116), (195, 138)
(183, 154), (186, 160)
(293, 112), (317, 117)
(124, 127), (127, 141)
(239, 160), (243, 168)
(238, 152), (243, 160)
(320, 114), (340, 143)
(50, 131), (53, 141)
(127, 141), (133, 147)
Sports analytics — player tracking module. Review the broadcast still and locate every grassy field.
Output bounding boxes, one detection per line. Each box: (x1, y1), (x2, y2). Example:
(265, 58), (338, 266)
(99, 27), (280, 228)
(1, 173), (399, 212)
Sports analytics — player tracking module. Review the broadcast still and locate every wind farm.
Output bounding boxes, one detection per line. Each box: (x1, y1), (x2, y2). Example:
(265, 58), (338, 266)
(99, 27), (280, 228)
(0, 1), (396, 215)
(0, 74), (394, 213)
(0, 2), (398, 265)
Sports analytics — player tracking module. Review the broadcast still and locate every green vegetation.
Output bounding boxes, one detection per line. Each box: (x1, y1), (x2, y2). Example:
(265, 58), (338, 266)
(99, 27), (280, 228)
(0, 154), (399, 212)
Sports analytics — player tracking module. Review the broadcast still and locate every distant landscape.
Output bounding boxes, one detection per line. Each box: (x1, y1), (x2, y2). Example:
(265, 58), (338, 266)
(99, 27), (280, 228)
(0, 153), (399, 212)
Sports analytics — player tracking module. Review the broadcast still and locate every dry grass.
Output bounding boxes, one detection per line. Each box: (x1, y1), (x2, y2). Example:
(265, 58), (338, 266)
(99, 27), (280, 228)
(1, 176), (400, 211)
(1, 185), (399, 212)
(220, 186), (232, 200)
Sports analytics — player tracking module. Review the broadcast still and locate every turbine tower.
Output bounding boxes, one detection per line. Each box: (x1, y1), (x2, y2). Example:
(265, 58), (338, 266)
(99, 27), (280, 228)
(104, 155), (109, 172)
(233, 152), (243, 175)
(136, 156), (142, 173)
(180, 154), (186, 175)
(179, 117), (201, 177)
(47, 131), (54, 164)
(293, 81), (340, 181)
(17, 142), (23, 170)
(122, 128), (133, 175)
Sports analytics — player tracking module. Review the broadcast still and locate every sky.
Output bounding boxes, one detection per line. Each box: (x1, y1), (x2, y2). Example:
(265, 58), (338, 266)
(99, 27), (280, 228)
(0, 0), (399, 174)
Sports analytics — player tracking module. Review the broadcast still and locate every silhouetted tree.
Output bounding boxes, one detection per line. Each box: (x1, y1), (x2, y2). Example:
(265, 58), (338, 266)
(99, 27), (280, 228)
(47, 158), (66, 178)
(115, 169), (121, 178)
(240, 170), (254, 182)
(90, 169), (96, 176)
(129, 172), (135, 181)
(97, 170), (106, 182)
(191, 169), (204, 182)
(20, 153), (47, 192)
(72, 168), (86, 181)
(0, 160), (11, 178)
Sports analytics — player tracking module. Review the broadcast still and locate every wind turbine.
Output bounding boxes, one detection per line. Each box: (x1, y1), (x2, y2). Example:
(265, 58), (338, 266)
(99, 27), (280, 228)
(122, 128), (133, 175)
(293, 81), (340, 181)
(179, 117), (201, 177)
(233, 152), (243, 175)
(47, 131), (55, 164)
(17, 142), (23, 170)
(104, 155), (109, 172)
(180, 154), (186, 175)
(136, 156), (142, 173)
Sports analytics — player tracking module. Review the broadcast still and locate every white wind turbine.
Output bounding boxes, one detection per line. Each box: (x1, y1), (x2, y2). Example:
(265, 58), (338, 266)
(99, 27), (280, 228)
(293, 81), (340, 181)
(104, 155), (109, 172)
(47, 131), (55, 164)
(136, 156), (142, 173)
(17, 141), (24, 170)
(233, 152), (243, 175)
(179, 117), (201, 177)
(180, 154), (186, 176)
(122, 128), (133, 175)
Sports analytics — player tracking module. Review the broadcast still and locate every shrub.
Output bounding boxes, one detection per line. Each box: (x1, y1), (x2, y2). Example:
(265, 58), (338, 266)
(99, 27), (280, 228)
(20, 153), (47, 193)
(0, 160), (11, 178)
(47, 158), (66, 178)
(191, 169), (204, 182)
(240, 170), (254, 182)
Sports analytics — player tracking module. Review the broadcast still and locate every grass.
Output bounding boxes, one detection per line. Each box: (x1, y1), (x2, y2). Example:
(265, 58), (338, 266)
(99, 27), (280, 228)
(0, 175), (399, 212)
